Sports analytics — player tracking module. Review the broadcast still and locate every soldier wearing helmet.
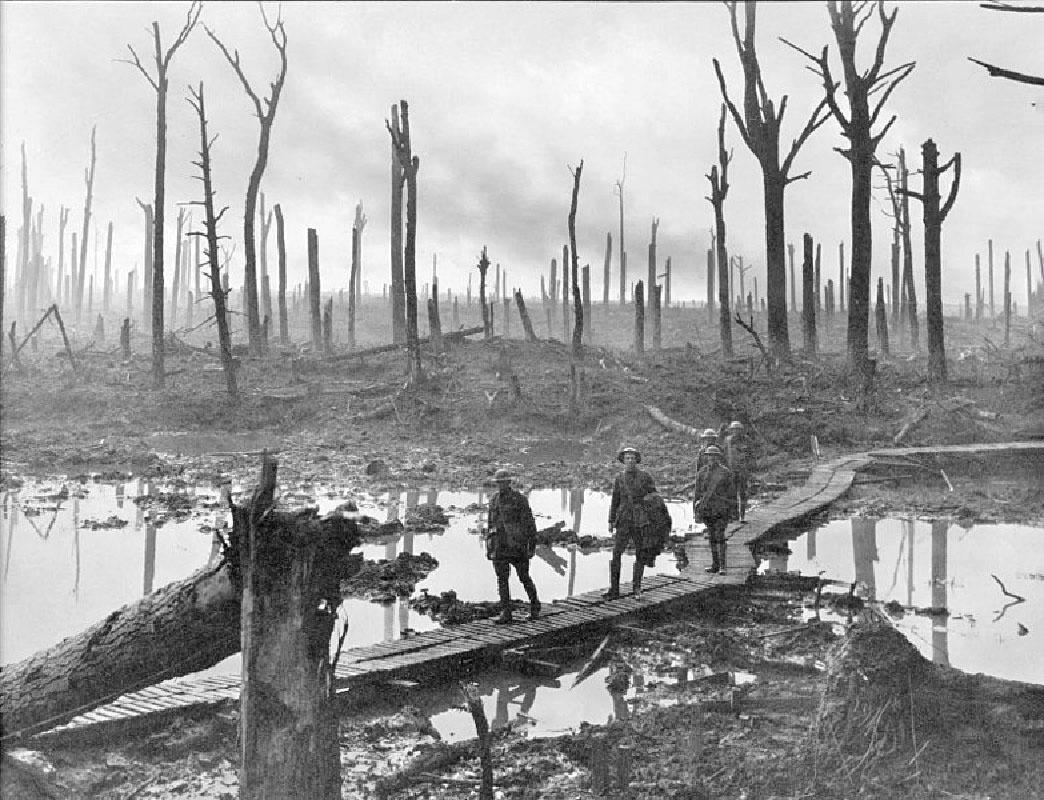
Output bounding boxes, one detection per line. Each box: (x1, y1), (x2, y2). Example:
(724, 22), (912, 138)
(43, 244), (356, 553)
(724, 420), (755, 520)
(692, 444), (735, 574)
(695, 427), (720, 470)
(605, 445), (658, 599)
(485, 468), (540, 624)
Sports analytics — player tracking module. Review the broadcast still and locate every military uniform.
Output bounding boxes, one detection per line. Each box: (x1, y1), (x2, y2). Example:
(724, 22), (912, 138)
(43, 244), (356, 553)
(486, 485), (539, 622)
(693, 458), (735, 573)
(725, 431), (755, 519)
(607, 466), (657, 597)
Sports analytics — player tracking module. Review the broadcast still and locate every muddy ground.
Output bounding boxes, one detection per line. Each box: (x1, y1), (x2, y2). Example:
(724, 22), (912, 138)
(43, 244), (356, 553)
(2, 303), (1043, 798)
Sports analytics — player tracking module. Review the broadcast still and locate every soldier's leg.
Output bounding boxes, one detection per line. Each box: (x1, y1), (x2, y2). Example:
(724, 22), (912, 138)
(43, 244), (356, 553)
(513, 557), (540, 616)
(493, 559), (513, 621)
(631, 555), (645, 596)
(604, 528), (629, 598)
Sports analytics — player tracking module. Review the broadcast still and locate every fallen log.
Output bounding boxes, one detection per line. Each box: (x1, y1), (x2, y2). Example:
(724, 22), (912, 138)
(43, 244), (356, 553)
(0, 559), (240, 741)
(645, 405), (701, 437)
(325, 325), (484, 363)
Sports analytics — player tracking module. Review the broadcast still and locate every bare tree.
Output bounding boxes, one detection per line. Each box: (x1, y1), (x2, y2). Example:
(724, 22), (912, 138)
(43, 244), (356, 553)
(387, 100), (421, 380)
(206, 3), (288, 356)
(188, 82), (238, 403)
(568, 160), (584, 357)
(714, 0), (831, 359)
(389, 104), (407, 343)
(123, 0), (202, 387)
(76, 126), (97, 323)
(706, 105), (734, 357)
(901, 139), (961, 381)
(785, 0), (915, 375)
(613, 154), (628, 305)
(274, 203), (289, 345)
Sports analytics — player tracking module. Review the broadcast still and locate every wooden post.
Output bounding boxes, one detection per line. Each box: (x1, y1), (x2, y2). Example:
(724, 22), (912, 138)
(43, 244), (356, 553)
(427, 297), (443, 355)
(802, 233), (817, 354)
(235, 458), (360, 800)
(515, 290), (538, 342)
(634, 279), (645, 356)
(308, 228), (321, 352)
(875, 277), (889, 356)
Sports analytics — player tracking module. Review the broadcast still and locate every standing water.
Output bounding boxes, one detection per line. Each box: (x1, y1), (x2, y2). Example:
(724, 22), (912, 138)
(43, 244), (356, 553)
(761, 517), (1044, 685)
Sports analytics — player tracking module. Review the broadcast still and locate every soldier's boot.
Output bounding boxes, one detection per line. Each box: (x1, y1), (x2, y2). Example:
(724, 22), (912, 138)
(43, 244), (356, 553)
(705, 540), (721, 573)
(632, 560), (645, 597)
(603, 557), (622, 599)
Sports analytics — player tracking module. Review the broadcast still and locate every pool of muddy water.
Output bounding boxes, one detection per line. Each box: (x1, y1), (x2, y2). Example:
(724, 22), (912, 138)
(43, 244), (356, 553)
(761, 517), (1044, 685)
(0, 477), (698, 669)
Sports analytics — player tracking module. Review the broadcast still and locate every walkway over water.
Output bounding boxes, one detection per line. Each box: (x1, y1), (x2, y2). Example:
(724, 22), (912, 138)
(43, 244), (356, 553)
(38, 442), (1044, 738)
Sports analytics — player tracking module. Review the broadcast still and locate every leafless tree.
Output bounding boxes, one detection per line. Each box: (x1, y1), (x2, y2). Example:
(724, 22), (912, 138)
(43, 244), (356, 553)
(705, 104), (734, 357)
(389, 105), (407, 343)
(784, 0), (915, 375)
(613, 154), (627, 305)
(714, 0), (831, 359)
(76, 126), (97, 323)
(387, 100), (421, 380)
(567, 160), (584, 358)
(187, 82), (238, 403)
(206, 3), (288, 356)
(123, 0), (202, 387)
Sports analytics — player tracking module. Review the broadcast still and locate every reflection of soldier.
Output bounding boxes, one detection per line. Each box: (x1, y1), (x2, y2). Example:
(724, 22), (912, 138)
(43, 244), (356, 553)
(606, 446), (657, 599)
(493, 681), (538, 730)
(486, 469), (540, 624)
(693, 446), (734, 574)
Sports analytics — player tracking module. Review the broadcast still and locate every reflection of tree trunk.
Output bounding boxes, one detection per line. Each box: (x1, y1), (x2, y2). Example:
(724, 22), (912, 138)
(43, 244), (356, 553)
(806, 527), (816, 560)
(906, 519), (914, 609)
(851, 517), (878, 601)
(931, 519), (949, 667)
(567, 547), (576, 597)
(4, 493), (15, 580)
(143, 522), (156, 595)
(570, 487), (584, 536)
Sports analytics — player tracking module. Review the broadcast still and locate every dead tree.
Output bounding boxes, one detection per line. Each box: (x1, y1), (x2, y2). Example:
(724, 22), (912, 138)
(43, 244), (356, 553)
(568, 160), (584, 358)
(602, 232), (612, 306)
(989, 239), (996, 318)
(75, 126), (97, 323)
(875, 277), (890, 356)
(787, 242), (796, 311)
(1004, 251), (1012, 345)
(877, 157), (905, 327)
(307, 229), (322, 352)
(170, 207), (186, 330)
(562, 244), (570, 341)
(188, 83), (238, 403)
(969, 3), (1044, 86)
(387, 100), (421, 379)
(706, 104), (734, 357)
(102, 221), (113, 313)
(582, 265), (592, 338)
(975, 253), (983, 321)
(646, 216), (659, 343)
(388, 104), (407, 344)
(348, 225), (360, 350)
(614, 154), (628, 305)
(515, 290), (538, 342)
(55, 206), (69, 312)
(18, 144), (31, 323)
(634, 279), (645, 356)
(901, 138), (961, 381)
(124, 4), (201, 386)
(206, 5), (288, 356)
(259, 192), (274, 328)
(786, 0), (915, 374)
(136, 199), (155, 331)
(715, 0), (831, 359)
(478, 246), (491, 338)
(353, 202), (366, 309)
(802, 233), (817, 353)
(898, 147), (918, 348)
(274, 203), (289, 345)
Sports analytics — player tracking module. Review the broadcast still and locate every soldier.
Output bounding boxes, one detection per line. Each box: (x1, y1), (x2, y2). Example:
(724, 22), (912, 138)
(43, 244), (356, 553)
(485, 468), (540, 624)
(724, 420), (755, 520)
(695, 427), (720, 470)
(606, 446), (657, 599)
(693, 445), (735, 574)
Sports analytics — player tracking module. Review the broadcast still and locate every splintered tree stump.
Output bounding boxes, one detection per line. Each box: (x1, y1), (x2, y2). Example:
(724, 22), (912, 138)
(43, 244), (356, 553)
(235, 458), (361, 800)
(514, 290), (538, 342)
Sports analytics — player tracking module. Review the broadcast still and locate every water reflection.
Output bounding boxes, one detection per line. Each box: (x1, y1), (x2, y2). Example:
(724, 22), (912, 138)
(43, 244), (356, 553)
(766, 517), (1043, 684)
(1, 480), (694, 669)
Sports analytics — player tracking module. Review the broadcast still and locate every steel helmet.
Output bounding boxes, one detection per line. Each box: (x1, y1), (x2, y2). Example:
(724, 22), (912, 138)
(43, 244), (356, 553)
(617, 446), (642, 464)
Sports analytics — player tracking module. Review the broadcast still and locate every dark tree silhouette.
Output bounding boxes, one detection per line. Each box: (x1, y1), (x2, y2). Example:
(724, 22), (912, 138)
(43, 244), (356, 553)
(705, 104), (734, 357)
(206, 4), (288, 356)
(387, 100), (421, 380)
(567, 160), (584, 358)
(785, 0), (915, 375)
(123, 0), (202, 388)
(613, 154), (627, 305)
(714, 0), (831, 360)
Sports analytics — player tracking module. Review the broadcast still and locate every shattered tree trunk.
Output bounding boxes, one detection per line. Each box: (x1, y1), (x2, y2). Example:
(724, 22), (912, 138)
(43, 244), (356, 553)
(582, 265), (591, 338)
(651, 284), (662, 350)
(348, 226), (359, 350)
(568, 161), (584, 358)
(602, 232), (611, 305)
(103, 221), (113, 313)
(515, 290), (538, 342)
(389, 105), (406, 344)
(478, 246), (490, 339)
(802, 233), (817, 354)
(236, 459), (360, 800)
(875, 276), (889, 356)
(707, 104), (733, 357)
(975, 253), (983, 321)
(308, 228), (322, 352)
(634, 279), (645, 356)
(78, 127), (96, 324)
(899, 148), (919, 349)
(275, 204), (289, 346)
(646, 217), (659, 344)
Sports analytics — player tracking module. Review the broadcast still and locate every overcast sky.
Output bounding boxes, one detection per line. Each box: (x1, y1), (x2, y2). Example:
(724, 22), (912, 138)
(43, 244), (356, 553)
(2, 1), (1042, 310)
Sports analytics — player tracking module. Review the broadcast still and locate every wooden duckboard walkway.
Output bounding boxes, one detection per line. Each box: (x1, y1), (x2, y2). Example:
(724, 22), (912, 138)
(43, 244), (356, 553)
(42, 442), (1044, 737)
